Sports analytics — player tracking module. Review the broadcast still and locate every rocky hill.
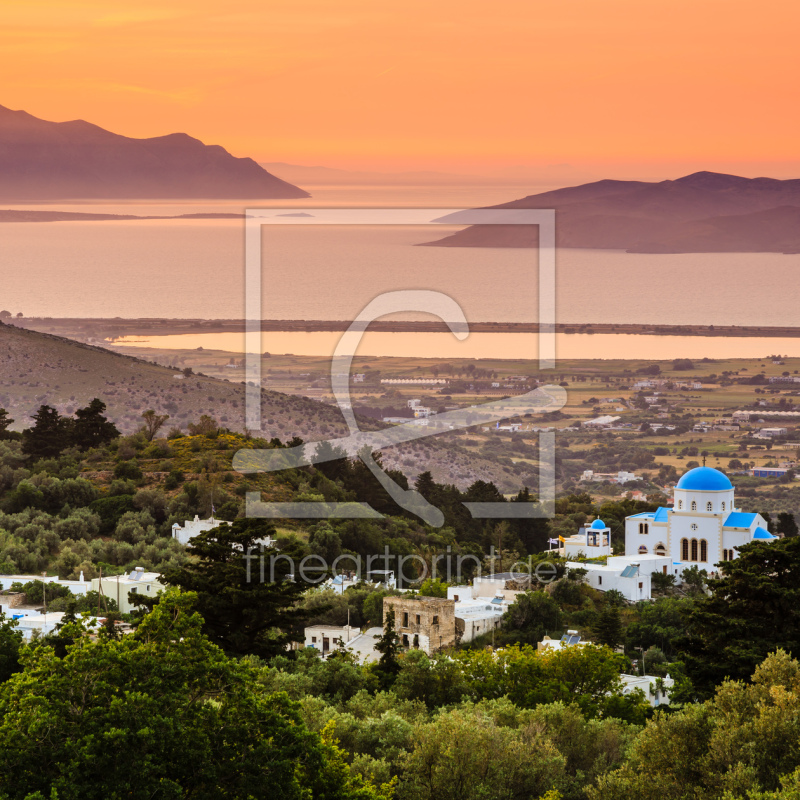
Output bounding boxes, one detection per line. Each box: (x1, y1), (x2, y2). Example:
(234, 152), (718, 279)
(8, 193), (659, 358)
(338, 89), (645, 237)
(0, 104), (308, 200)
(0, 322), (534, 491)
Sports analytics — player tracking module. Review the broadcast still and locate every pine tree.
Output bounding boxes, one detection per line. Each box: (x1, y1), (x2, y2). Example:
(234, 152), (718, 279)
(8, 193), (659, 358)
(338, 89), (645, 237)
(162, 517), (310, 659)
(594, 604), (624, 650)
(0, 408), (13, 440)
(21, 405), (70, 459)
(72, 398), (120, 450)
(373, 608), (401, 688)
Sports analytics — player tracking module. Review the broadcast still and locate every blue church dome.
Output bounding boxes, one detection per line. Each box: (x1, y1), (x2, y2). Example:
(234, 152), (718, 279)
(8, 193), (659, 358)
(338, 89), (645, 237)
(590, 519), (607, 530)
(675, 466), (733, 492)
(753, 526), (775, 540)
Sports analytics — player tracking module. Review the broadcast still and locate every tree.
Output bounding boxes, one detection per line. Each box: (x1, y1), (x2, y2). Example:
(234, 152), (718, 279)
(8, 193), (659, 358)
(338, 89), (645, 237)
(777, 512), (799, 539)
(188, 415), (219, 435)
(502, 590), (562, 645)
(373, 609), (401, 688)
(140, 409), (169, 441)
(21, 405), (71, 459)
(587, 651), (800, 800)
(679, 537), (800, 698)
(72, 398), (120, 450)
(162, 518), (309, 659)
(651, 570), (676, 595)
(594, 604), (624, 650)
(0, 613), (22, 684)
(0, 590), (391, 799)
(0, 408), (13, 440)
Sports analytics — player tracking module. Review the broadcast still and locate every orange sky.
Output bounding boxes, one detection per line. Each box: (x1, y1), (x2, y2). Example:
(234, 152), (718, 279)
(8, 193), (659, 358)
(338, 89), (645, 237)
(2, 0), (799, 174)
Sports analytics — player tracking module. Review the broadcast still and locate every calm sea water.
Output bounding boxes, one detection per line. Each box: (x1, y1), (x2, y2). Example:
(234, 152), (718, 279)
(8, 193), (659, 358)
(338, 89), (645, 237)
(3, 183), (800, 328)
(110, 331), (800, 360)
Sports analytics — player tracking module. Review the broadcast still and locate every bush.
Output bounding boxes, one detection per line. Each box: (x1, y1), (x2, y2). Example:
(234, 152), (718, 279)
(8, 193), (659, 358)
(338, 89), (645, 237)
(114, 460), (143, 481)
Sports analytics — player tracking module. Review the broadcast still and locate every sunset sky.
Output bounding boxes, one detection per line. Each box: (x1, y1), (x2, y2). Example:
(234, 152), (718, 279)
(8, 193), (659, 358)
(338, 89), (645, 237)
(3, 0), (799, 175)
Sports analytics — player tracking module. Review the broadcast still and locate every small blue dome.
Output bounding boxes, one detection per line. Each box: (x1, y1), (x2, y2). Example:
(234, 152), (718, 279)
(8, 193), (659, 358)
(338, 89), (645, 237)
(590, 519), (607, 530)
(675, 467), (733, 492)
(753, 526), (775, 540)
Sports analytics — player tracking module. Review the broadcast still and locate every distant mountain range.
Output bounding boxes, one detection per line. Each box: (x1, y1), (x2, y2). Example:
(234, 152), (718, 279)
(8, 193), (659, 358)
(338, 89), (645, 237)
(427, 172), (800, 253)
(0, 105), (308, 200)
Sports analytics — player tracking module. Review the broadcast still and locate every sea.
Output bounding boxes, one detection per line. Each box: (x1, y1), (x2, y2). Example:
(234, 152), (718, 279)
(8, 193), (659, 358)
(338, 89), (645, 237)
(3, 182), (800, 360)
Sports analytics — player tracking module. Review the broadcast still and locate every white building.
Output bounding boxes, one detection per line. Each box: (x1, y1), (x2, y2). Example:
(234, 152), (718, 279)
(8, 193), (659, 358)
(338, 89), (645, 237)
(620, 673), (674, 707)
(453, 598), (504, 642)
(323, 572), (361, 594)
(580, 470), (639, 484)
(0, 573), (91, 595)
(568, 554), (672, 602)
(627, 466), (773, 567)
(564, 466), (776, 601)
(538, 630), (585, 652)
(304, 624), (360, 656)
(91, 567), (164, 614)
(562, 518), (612, 559)
(171, 515), (225, 545)
(757, 427), (788, 438)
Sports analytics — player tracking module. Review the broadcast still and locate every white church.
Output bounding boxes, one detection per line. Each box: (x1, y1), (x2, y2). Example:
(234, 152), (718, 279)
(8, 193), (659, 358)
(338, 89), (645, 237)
(563, 466), (776, 601)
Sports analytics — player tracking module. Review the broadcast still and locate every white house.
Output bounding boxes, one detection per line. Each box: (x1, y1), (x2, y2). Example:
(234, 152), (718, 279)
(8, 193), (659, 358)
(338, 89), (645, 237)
(171, 515), (225, 545)
(620, 673), (674, 707)
(304, 624), (360, 656)
(453, 598), (504, 642)
(568, 554), (671, 602)
(91, 567), (164, 614)
(0, 573), (91, 595)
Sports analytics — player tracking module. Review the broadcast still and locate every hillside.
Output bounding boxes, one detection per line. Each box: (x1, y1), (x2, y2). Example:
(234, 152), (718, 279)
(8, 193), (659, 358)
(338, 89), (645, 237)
(0, 105), (308, 200)
(0, 322), (534, 491)
(426, 172), (800, 253)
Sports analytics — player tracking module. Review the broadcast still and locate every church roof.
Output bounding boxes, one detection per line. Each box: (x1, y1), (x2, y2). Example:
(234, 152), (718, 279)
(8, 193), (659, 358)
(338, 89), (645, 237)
(724, 511), (758, 528)
(676, 466), (733, 492)
(753, 526), (777, 540)
(590, 519), (607, 529)
(653, 507), (670, 522)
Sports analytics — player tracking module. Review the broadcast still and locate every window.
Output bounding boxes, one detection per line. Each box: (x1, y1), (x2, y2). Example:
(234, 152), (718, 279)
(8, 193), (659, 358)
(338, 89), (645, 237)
(638, 545), (648, 554)
(706, 502), (713, 512)
(644, 523), (649, 534)
(415, 614), (421, 625)
(691, 501), (697, 511)
(691, 523), (698, 531)
(678, 500), (683, 510)
(403, 612), (409, 627)
(691, 538), (698, 562)
(721, 502), (726, 512)
(655, 543), (667, 556)
(311, 636), (317, 643)
(146, 584), (151, 591)
(700, 539), (708, 562)
(722, 548), (729, 561)
(432, 615), (439, 625)
(453, 594), (459, 602)
(681, 538), (689, 561)
(597, 576), (602, 586)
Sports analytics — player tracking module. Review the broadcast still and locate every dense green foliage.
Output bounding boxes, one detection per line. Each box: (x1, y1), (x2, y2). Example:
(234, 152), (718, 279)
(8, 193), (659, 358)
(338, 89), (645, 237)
(3, 402), (800, 797)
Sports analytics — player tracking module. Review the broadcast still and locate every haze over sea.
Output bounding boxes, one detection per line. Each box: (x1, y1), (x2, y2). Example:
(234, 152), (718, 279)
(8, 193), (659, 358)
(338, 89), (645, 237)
(4, 182), (800, 359)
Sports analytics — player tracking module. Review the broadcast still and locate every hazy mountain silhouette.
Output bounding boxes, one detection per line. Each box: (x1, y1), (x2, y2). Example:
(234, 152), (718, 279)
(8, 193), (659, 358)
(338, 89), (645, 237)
(0, 105), (309, 200)
(427, 172), (800, 253)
